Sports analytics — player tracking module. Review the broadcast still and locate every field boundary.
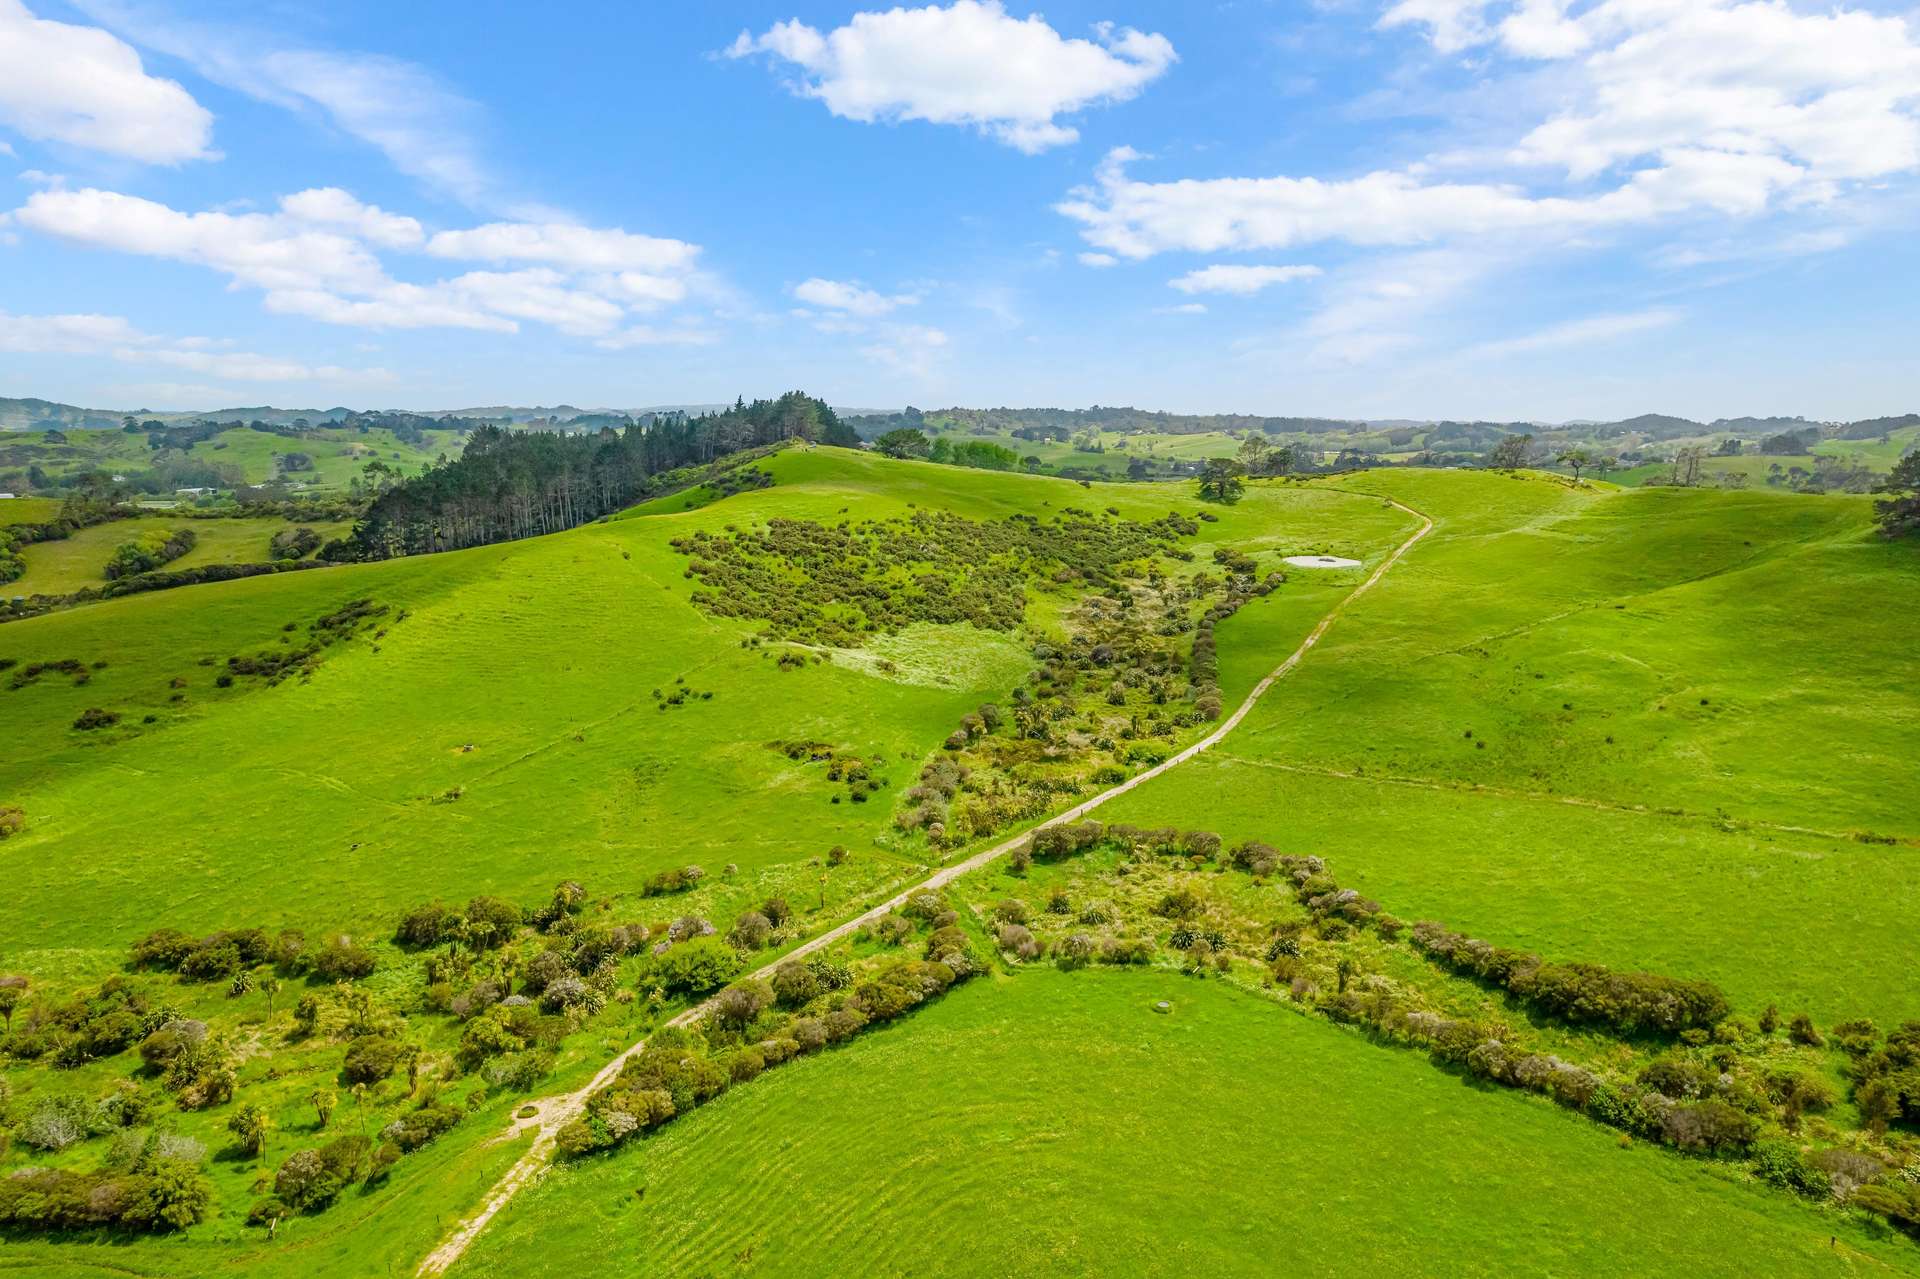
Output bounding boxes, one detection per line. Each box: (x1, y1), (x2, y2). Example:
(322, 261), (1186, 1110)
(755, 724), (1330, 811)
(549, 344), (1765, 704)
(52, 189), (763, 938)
(415, 497), (1434, 1276)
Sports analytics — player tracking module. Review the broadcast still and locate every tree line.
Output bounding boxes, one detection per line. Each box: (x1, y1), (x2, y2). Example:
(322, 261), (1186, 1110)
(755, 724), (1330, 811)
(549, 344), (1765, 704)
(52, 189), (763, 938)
(325, 392), (857, 560)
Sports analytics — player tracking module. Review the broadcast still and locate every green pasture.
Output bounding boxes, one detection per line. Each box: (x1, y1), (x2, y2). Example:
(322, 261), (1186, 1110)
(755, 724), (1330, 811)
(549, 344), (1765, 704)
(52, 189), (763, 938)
(0, 497), (61, 526)
(450, 968), (1917, 1278)
(1100, 468), (1920, 1023)
(0, 449), (1389, 971)
(8, 516), (347, 595)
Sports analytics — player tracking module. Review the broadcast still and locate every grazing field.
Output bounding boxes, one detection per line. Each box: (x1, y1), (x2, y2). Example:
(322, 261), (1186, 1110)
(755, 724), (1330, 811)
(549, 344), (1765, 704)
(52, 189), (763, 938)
(1103, 469), (1920, 1023)
(0, 448), (1394, 961)
(0, 497), (61, 526)
(8, 516), (347, 595)
(3, 450), (1916, 1276)
(449, 969), (1914, 1278)
(0, 423), (459, 495)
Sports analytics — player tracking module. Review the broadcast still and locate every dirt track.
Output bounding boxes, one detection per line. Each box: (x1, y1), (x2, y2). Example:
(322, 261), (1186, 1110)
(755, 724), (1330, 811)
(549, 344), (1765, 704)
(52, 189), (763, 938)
(416, 498), (1433, 1276)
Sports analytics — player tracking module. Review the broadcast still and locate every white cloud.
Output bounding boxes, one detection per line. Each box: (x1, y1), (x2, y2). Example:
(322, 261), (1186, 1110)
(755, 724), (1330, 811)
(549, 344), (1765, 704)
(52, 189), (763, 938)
(17, 187), (388, 294)
(1470, 308), (1682, 359)
(427, 221), (698, 273)
(13, 186), (708, 338)
(1509, 2), (1920, 187)
(0, 308), (390, 382)
(861, 323), (950, 376)
(1378, 0), (1493, 53)
(69, 0), (510, 209)
(261, 285), (513, 333)
(1059, 147), (1630, 258)
(1078, 251), (1118, 267)
(0, 0), (213, 163)
(727, 1), (1175, 153)
(1155, 302), (1208, 315)
(279, 188), (423, 250)
(440, 268), (624, 336)
(791, 277), (919, 317)
(1169, 264), (1322, 295)
(595, 324), (719, 350)
(1066, 3), (1920, 269)
(1288, 248), (1498, 366)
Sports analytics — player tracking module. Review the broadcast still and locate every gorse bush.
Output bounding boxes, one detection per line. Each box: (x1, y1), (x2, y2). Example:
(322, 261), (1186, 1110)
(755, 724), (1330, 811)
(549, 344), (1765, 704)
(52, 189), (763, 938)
(103, 526), (196, 580)
(673, 507), (1197, 648)
(1408, 923), (1729, 1036)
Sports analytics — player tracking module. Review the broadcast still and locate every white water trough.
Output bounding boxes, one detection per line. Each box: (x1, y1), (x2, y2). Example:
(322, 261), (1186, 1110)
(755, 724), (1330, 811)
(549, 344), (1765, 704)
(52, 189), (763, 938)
(1283, 554), (1362, 569)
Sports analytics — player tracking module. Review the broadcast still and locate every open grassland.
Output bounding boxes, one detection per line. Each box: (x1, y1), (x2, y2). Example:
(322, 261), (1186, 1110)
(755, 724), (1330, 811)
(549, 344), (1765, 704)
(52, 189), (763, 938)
(1, 424), (458, 495)
(5, 453), (1917, 1275)
(0, 497), (60, 526)
(1102, 469), (1920, 1023)
(9, 516), (347, 595)
(0, 449), (1391, 966)
(449, 969), (1916, 1278)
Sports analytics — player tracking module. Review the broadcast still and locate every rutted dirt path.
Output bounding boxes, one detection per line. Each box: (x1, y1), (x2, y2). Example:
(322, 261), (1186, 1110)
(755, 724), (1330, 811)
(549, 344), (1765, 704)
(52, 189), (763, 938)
(416, 498), (1433, 1276)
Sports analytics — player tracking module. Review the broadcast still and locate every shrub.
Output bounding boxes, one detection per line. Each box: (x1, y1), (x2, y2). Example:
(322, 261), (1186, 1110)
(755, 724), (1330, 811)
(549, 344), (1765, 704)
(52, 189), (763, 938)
(711, 980), (773, 1029)
(649, 937), (742, 996)
(381, 1103), (462, 1152)
(273, 1134), (369, 1211)
(462, 896), (522, 947)
(341, 1035), (410, 1085)
(727, 911), (773, 950)
(310, 935), (376, 981)
(0, 1159), (210, 1232)
(1659, 1100), (1757, 1153)
(771, 959), (820, 1008)
(996, 924), (1040, 960)
(395, 902), (453, 947)
(1750, 1140), (1831, 1197)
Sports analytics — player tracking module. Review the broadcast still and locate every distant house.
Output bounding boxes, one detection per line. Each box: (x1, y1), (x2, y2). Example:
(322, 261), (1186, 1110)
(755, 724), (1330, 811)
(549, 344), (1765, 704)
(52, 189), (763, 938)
(0, 492), (15, 500)
(174, 486), (217, 496)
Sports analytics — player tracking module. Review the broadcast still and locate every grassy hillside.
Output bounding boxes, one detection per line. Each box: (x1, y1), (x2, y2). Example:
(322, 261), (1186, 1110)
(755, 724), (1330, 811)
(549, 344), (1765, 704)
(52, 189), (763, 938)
(9, 516), (347, 595)
(1103, 469), (1920, 1022)
(0, 448), (1391, 960)
(0, 424), (459, 495)
(450, 969), (1915, 1278)
(3, 452), (1916, 1275)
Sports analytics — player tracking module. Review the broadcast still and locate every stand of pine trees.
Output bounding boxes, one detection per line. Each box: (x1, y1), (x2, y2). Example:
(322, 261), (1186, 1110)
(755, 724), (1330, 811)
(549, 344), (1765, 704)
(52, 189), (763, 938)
(328, 393), (857, 560)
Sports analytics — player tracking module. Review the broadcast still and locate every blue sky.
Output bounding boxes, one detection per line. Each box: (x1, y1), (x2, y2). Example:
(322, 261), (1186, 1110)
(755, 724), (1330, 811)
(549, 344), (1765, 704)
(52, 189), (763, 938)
(1, 0), (1916, 420)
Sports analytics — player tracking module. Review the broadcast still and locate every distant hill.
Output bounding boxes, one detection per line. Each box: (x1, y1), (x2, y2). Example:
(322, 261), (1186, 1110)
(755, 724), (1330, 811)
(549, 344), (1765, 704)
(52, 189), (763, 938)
(0, 397), (128, 430)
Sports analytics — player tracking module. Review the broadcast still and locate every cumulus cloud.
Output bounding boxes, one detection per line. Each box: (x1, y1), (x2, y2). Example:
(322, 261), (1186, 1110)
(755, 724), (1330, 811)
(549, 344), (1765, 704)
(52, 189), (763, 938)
(17, 187), (389, 294)
(12, 186), (708, 338)
(1077, 251), (1118, 268)
(0, 308), (389, 382)
(0, 0), (213, 163)
(791, 277), (920, 317)
(1065, 2), (1920, 278)
(279, 188), (424, 250)
(727, 1), (1175, 153)
(1169, 264), (1322, 295)
(1509, 2), (1920, 187)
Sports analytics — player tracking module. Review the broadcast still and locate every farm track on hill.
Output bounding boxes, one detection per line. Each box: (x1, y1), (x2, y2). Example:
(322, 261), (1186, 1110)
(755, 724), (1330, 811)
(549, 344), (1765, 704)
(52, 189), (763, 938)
(416, 498), (1435, 1276)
